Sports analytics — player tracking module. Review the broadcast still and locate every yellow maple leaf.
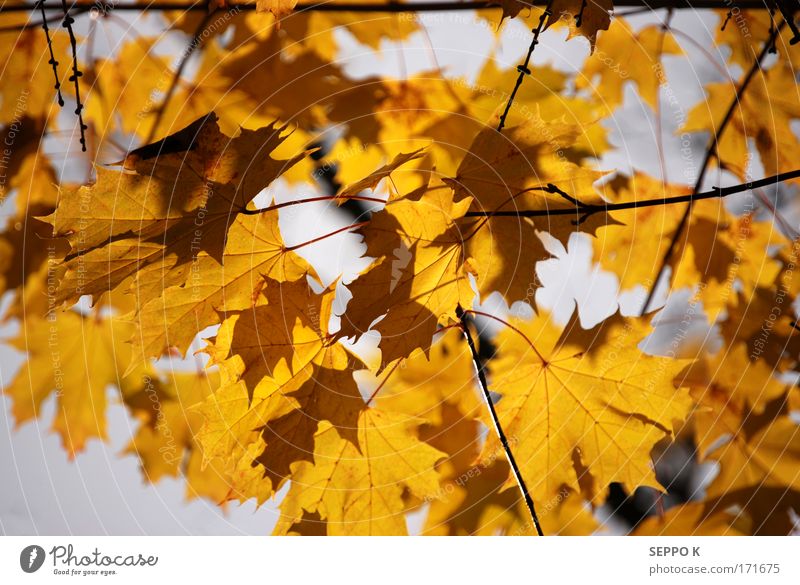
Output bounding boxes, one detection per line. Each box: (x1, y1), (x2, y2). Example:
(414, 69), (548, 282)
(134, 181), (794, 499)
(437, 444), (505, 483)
(445, 116), (608, 302)
(4, 311), (152, 455)
(45, 115), (314, 364)
(129, 212), (311, 364)
(0, 9), (70, 123)
(274, 409), (445, 535)
(578, 18), (682, 111)
(256, 0), (298, 20)
(544, 0), (614, 51)
(484, 312), (692, 503)
(340, 180), (476, 368)
(683, 61), (800, 182)
(196, 279), (364, 502)
(125, 370), (233, 503)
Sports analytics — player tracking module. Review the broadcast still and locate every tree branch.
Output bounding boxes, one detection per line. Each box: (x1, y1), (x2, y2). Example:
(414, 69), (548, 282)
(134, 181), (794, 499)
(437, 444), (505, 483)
(497, 0), (554, 131)
(36, 0), (64, 107)
(0, 0), (780, 14)
(462, 169), (800, 218)
(639, 19), (788, 315)
(456, 306), (544, 536)
(60, 0), (89, 152)
(143, 7), (218, 144)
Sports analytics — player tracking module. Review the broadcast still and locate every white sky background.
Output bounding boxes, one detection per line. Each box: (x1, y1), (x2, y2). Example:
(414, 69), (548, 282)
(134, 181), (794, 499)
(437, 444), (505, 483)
(1, 6), (783, 535)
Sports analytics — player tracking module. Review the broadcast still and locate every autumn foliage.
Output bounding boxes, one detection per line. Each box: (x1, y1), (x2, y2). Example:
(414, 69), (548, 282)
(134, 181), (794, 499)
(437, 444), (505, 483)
(2, 0), (800, 535)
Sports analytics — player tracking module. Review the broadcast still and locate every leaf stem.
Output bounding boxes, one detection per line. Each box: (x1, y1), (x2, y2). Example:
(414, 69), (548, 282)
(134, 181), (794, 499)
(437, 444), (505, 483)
(241, 194), (387, 215)
(283, 221), (369, 251)
(466, 308), (546, 362)
(456, 306), (544, 536)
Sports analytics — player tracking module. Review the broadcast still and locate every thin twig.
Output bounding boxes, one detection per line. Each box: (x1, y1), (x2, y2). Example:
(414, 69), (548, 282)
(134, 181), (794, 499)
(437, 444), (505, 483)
(3, 5), (89, 32)
(462, 170), (800, 219)
(497, 0), (554, 131)
(640, 19), (787, 315)
(37, 0), (64, 107)
(60, 0), (89, 152)
(0, 1), (778, 12)
(456, 306), (544, 536)
(654, 7), (675, 184)
(143, 7), (217, 144)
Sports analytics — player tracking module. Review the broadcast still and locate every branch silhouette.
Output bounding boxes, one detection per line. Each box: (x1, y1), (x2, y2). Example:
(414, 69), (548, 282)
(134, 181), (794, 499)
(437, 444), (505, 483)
(497, 0), (554, 132)
(60, 0), (89, 152)
(640, 19), (788, 315)
(36, 0), (64, 107)
(462, 169), (800, 219)
(143, 8), (219, 144)
(0, 0), (781, 13)
(457, 306), (545, 536)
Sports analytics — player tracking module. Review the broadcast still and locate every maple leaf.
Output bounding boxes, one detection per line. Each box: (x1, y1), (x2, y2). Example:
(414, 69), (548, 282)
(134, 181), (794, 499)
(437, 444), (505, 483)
(714, 9), (785, 68)
(48, 113), (305, 258)
(499, 0), (613, 50)
(4, 312), (153, 456)
(683, 61), (800, 182)
(496, 0), (530, 21)
(375, 328), (482, 428)
(44, 114), (315, 364)
(546, 0), (614, 50)
(595, 175), (784, 311)
(484, 311), (692, 503)
(470, 58), (607, 144)
(339, 180), (476, 368)
(129, 211), (311, 363)
(274, 409), (445, 535)
(718, 283), (800, 372)
(684, 374), (800, 534)
(0, 8), (70, 122)
(578, 18), (682, 111)
(445, 116), (608, 303)
(256, 0), (298, 20)
(196, 279), (366, 502)
(382, 330), (596, 535)
(83, 38), (171, 139)
(125, 370), (233, 503)
(336, 148), (425, 201)
(594, 173), (689, 292)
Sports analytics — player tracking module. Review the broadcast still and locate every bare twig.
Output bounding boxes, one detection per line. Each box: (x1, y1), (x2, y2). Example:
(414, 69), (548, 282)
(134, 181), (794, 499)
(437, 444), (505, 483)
(240, 194), (387, 214)
(456, 306), (544, 536)
(143, 8), (217, 144)
(497, 0), (554, 131)
(36, 0), (64, 107)
(640, 20), (788, 315)
(60, 0), (89, 152)
(4, 5), (89, 32)
(0, 0), (779, 14)
(462, 170), (800, 218)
